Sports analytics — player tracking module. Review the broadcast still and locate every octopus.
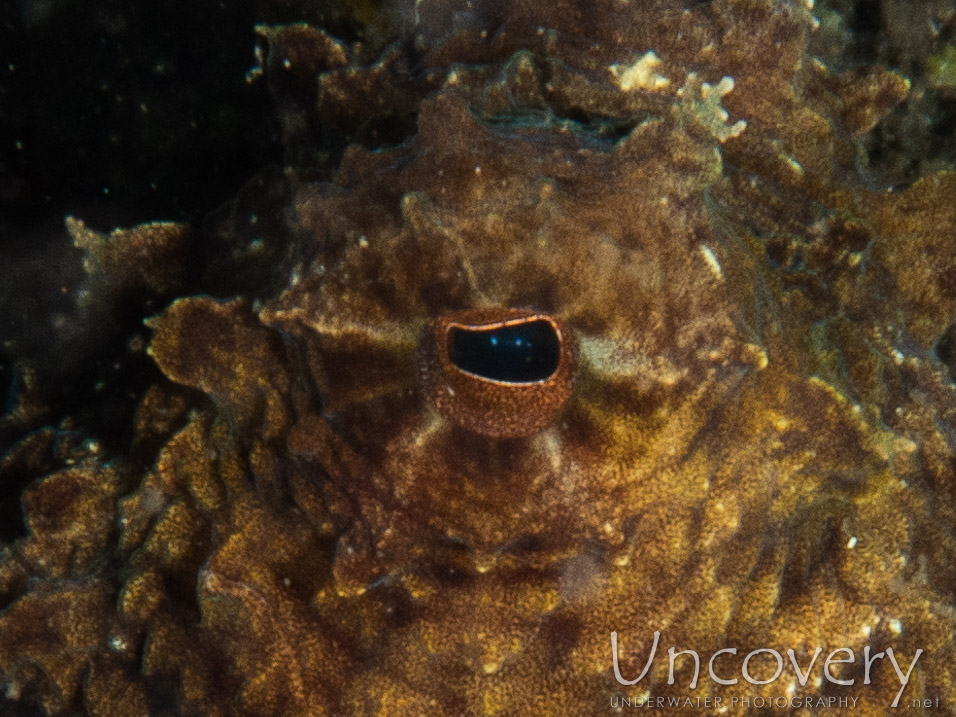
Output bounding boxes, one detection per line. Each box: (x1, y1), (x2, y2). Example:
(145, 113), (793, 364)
(2, 0), (956, 714)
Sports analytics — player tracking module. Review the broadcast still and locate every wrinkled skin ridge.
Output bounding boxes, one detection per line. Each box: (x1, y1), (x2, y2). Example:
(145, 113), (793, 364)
(2, 1), (956, 715)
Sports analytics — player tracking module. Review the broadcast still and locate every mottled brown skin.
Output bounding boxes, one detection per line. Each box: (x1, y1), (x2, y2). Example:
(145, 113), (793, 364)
(3, 0), (956, 715)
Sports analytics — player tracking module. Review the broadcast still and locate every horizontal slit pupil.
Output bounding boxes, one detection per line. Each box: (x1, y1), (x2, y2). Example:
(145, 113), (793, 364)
(449, 319), (560, 382)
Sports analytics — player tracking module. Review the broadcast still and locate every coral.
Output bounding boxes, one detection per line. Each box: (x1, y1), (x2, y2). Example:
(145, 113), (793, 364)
(3, 0), (956, 715)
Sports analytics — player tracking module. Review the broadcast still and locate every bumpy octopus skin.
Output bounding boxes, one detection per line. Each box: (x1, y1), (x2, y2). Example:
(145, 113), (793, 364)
(3, 0), (956, 714)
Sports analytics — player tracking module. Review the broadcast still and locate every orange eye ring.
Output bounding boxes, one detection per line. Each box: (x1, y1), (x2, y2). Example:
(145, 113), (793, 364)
(419, 308), (576, 438)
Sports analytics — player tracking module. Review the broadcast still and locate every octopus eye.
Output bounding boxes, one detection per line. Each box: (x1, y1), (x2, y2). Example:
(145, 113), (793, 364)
(449, 320), (560, 383)
(420, 309), (576, 438)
